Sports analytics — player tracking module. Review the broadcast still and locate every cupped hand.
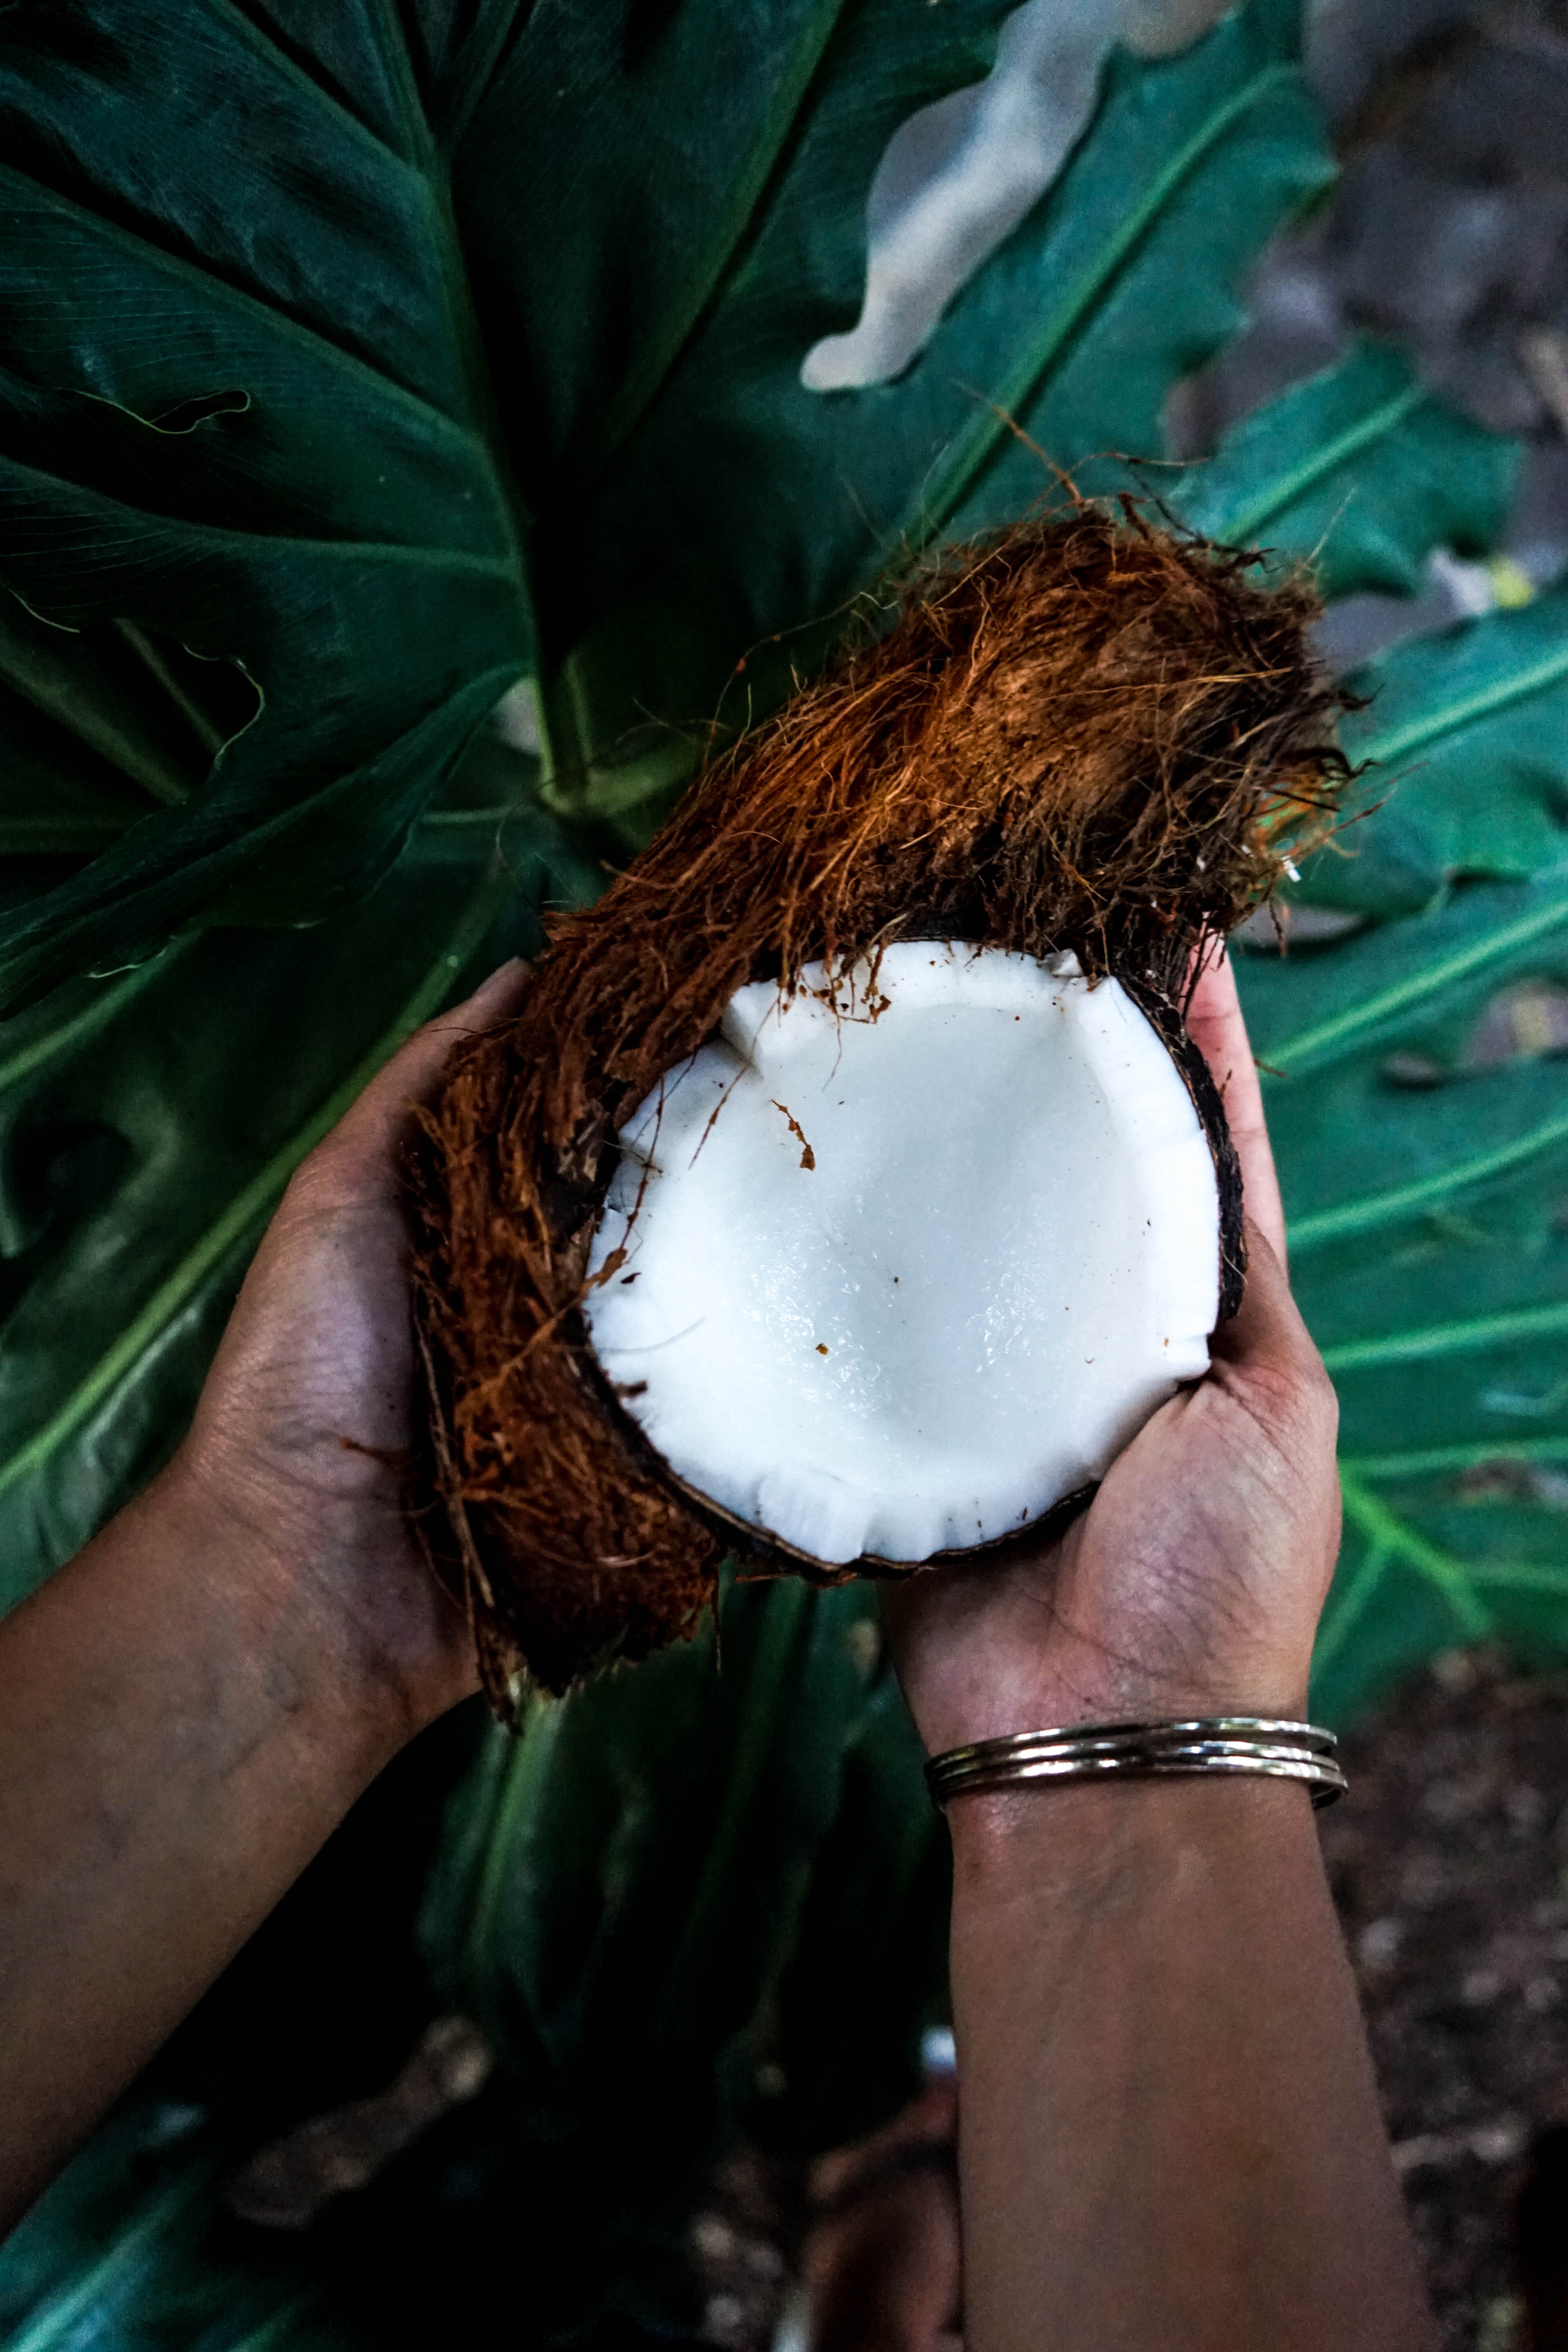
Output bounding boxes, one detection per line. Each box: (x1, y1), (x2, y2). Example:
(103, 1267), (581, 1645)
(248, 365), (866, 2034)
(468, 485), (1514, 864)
(163, 958), (532, 1740)
(882, 949), (1341, 1755)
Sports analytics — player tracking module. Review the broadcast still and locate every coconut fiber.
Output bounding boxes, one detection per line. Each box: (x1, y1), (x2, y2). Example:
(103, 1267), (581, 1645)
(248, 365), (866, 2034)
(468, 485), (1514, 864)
(410, 504), (1348, 1705)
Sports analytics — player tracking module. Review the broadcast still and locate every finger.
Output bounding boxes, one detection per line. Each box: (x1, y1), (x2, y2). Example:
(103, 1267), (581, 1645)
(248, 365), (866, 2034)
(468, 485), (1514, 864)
(388, 956), (534, 1106)
(1187, 944), (1287, 1269)
(310, 956), (533, 1179)
(1209, 1219), (1325, 1397)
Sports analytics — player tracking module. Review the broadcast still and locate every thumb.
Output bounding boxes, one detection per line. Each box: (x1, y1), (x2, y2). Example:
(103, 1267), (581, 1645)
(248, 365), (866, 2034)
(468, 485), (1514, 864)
(319, 957), (533, 1176)
(1210, 1220), (1335, 1414)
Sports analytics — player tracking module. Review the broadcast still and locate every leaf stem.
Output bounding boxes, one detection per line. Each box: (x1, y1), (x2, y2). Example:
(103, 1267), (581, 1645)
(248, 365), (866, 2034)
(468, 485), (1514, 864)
(1336, 1467), (1492, 1637)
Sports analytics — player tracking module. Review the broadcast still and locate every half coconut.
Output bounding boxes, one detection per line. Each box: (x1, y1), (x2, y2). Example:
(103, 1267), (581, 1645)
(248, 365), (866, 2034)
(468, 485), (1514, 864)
(583, 942), (1237, 1572)
(412, 507), (1342, 1702)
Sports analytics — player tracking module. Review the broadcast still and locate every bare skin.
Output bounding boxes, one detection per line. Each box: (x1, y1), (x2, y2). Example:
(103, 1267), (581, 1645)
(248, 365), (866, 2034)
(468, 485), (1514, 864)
(0, 960), (527, 2233)
(0, 946), (1434, 2352)
(880, 949), (1436, 2352)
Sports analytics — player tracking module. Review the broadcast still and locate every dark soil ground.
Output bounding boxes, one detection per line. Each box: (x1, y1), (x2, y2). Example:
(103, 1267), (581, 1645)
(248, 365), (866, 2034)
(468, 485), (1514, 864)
(691, 1650), (1568, 2352)
(1325, 1649), (1568, 2352)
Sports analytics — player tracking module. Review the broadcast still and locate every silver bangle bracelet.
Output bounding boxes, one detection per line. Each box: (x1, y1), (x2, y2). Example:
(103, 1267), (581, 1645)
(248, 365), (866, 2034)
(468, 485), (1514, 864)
(925, 1716), (1347, 1811)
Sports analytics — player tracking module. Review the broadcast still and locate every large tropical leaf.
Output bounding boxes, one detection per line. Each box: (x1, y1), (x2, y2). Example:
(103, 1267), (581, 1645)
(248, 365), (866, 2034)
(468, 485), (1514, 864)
(1174, 350), (1568, 1731)
(0, 783), (573, 1614)
(0, 0), (1016, 1007)
(1171, 338), (1520, 601)
(1293, 583), (1568, 917)
(554, 0), (1332, 819)
(1238, 855), (1568, 1722)
(0, 0), (1339, 1007)
(1227, 569), (1568, 1728)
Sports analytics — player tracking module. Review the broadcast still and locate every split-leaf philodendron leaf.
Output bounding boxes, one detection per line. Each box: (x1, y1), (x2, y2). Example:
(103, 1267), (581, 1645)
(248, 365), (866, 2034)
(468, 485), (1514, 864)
(1248, 863), (1568, 1724)
(6, 0), (1568, 2336)
(1176, 345), (1568, 1721)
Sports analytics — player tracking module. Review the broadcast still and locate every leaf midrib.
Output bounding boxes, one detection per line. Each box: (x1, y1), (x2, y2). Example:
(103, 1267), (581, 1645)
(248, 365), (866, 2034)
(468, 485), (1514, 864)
(897, 55), (1302, 555)
(1200, 377), (1427, 550)
(1355, 632), (1568, 771)
(361, 0), (548, 766)
(1259, 878), (1568, 1076)
(1320, 1294), (1568, 1374)
(1288, 1098), (1568, 1250)
(585, 0), (856, 475)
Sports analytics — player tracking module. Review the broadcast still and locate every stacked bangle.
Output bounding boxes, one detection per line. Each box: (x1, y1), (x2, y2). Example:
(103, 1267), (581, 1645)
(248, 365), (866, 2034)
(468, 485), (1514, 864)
(925, 1716), (1346, 1811)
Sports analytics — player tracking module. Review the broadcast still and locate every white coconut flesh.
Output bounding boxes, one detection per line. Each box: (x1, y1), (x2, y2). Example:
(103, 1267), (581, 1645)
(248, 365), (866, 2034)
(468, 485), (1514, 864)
(583, 942), (1222, 1569)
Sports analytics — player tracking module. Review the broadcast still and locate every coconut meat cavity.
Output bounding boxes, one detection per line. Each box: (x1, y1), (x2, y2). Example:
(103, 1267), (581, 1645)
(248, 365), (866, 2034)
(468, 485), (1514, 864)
(583, 942), (1220, 1570)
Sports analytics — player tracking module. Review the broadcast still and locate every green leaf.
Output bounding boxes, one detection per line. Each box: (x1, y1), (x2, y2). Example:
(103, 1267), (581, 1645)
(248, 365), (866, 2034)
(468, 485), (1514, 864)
(547, 0), (1336, 846)
(416, 1572), (943, 2332)
(0, 0), (1027, 999)
(0, 0), (538, 1007)
(1170, 338), (1521, 601)
(0, 0), (1336, 968)
(0, 2102), (322, 2352)
(1297, 581), (1568, 916)
(1239, 873), (1568, 1720)
(0, 813), (560, 1612)
(929, 0), (1333, 546)
(575, 0), (1330, 688)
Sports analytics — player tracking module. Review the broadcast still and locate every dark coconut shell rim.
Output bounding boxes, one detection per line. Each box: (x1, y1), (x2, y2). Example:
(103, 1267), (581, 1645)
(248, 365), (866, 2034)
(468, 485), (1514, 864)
(572, 952), (1246, 1586)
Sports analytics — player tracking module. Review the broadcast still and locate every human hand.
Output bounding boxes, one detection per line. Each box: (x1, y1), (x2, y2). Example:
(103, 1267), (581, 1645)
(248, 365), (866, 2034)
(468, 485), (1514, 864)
(882, 950), (1341, 1756)
(161, 958), (532, 1744)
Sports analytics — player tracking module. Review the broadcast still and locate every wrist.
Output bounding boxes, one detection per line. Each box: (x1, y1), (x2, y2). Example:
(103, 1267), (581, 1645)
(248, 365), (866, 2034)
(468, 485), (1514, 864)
(150, 1448), (434, 1770)
(880, 1552), (1313, 1762)
(905, 1647), (1312, 1763)
(945, 1771), (1319, 1901)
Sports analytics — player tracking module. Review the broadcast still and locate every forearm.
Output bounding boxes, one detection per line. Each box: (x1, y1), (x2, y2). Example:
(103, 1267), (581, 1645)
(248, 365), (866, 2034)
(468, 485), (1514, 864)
(0, 1465), (406, 2231)
(948, 1779), (1435, 2352)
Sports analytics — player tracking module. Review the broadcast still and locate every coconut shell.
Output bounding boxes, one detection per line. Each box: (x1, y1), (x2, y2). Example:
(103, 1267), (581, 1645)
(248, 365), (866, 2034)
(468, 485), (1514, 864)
(409, 505), (1348, 1706)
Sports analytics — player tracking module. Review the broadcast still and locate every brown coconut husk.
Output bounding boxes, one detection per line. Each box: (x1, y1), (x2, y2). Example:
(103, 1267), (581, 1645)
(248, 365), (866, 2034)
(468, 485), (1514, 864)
(410, 503), (1348, 1707)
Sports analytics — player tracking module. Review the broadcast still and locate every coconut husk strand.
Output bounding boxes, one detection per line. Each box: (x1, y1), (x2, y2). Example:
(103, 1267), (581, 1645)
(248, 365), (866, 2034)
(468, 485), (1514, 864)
(410, 504), (1347, 1707)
